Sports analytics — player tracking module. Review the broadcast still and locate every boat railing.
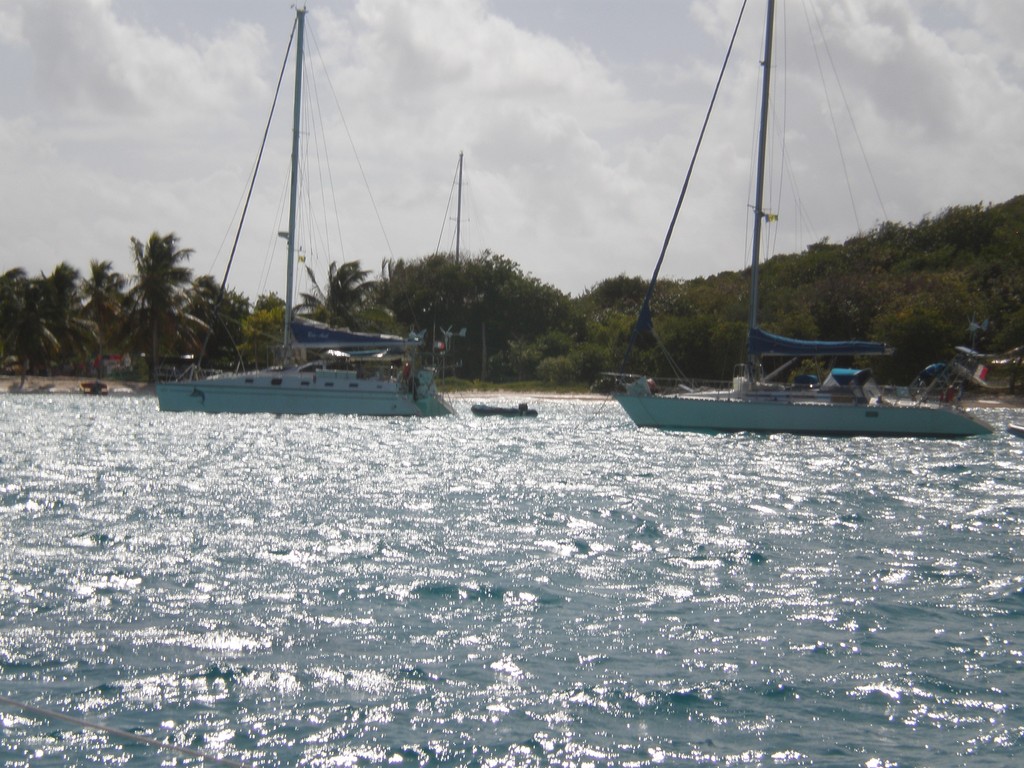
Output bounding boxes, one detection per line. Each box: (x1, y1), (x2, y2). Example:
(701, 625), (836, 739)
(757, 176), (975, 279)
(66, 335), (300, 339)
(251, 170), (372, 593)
(157, 363), (215, 383)
(163, 362), (249, 383)
(607, 372), (733, 395)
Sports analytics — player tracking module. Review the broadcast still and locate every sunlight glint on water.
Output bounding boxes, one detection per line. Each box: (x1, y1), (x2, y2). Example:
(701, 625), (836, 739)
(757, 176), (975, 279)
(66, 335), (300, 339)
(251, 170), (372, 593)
(1, 393), (1023, 766)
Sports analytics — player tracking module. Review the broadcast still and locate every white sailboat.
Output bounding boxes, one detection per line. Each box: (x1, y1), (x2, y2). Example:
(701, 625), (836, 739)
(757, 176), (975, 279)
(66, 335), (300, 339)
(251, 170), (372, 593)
(158, 9), (451, 417)
(615, 0), (991, 438)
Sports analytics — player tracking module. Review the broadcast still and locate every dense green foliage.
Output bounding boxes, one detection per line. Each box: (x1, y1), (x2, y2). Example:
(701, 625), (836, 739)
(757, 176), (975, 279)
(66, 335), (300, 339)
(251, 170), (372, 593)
(2, 196), (1022, 388)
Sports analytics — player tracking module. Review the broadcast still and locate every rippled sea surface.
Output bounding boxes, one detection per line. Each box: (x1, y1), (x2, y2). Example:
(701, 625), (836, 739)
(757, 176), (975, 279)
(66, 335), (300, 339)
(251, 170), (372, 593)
(2, 393), (1023, 767)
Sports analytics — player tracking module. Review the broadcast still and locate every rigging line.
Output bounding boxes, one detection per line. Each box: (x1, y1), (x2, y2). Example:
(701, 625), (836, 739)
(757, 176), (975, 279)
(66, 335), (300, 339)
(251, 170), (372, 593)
(208, 171), (253, 280)
(0, 694), (254, 768)
(742, 56), (759, 272)
(771, 9), (815, 252)
(781, 150), (816, 245)
(304, 34), (348, 269)
(770, 5), (815, 262)
(766, 0), (788, 262)
(621, 0), (750, 372)
(805, 0), (888, 222)
(770, 7), (817, 252)
(308, 26), (396, 262)
(301, 64), (327, 272)
(799, 0), (861, 233)
(258, 170), (293, 299)
(298, 66), (335, 281)
(771, 3), (825, 251)
(435, 159), (461, 255)
(749, 1), (790, 271)
(297, 124), (325, 305)
(652, 331), (693, 388)
(194, 15), (299, 372)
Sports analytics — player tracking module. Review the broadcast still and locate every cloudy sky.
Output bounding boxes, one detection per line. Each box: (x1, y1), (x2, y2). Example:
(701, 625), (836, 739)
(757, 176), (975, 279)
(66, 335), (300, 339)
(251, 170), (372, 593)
(1, 0), (1021, 304)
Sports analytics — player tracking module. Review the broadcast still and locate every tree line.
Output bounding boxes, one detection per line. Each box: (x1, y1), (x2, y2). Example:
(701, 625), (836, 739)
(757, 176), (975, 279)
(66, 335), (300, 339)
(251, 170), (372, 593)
(2, 196), (1023, 388)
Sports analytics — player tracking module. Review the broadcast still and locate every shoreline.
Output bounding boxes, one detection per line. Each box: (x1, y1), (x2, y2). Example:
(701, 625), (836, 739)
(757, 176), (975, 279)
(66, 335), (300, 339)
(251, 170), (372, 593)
(0, 375), (603, 402)
(3, 375), (1022, 409)
(3, 375), (155, 396)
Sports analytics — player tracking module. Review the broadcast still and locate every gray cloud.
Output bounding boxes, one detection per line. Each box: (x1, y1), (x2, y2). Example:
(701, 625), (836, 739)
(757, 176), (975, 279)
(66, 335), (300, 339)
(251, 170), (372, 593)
(1, 0), (1021, 302)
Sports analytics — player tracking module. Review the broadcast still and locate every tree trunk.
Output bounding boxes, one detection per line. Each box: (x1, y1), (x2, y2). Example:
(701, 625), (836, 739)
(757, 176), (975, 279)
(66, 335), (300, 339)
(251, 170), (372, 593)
(150, 324), (159, 382)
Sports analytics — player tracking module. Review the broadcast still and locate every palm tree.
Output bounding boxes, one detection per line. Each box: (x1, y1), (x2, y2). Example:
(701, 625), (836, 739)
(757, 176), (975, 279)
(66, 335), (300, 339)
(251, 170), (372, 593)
(0, 268), (27, 354)
(81, 260), (126, 375)
(0, 271), (60, 383)
(186, 274), (249, 370)
(45, 262), (93, 371)
(186, 274), (221, 344)
(126, 232), (195, 381)
(296, 260), (374, 328)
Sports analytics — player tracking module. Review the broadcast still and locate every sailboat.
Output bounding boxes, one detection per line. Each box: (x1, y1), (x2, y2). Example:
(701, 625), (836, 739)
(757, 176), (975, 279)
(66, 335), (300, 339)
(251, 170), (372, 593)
(158, 9), (451, 417)
(615, 0), (991, 438)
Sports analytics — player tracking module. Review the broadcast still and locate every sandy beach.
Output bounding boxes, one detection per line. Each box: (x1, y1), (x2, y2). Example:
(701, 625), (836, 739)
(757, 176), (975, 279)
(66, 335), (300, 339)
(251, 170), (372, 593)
(0, 375), (603, 402)
(3, 375), (154, 396)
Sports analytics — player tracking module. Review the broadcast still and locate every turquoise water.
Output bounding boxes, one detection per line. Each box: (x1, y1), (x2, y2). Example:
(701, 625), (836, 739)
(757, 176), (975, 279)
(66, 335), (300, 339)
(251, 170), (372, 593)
(1, 393), (1023, 766)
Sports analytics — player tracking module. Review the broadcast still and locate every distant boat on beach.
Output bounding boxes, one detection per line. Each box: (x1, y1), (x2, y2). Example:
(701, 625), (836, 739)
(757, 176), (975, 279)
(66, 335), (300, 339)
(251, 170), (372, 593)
(79, 380), (108, 395)
(471, 402), (538, 418)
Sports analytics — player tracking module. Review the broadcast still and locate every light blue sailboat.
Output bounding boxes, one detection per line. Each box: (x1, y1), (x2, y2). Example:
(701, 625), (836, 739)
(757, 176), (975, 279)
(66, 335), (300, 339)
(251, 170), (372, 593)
(615, 0), (991, 438)
(158, 8), (451, 417)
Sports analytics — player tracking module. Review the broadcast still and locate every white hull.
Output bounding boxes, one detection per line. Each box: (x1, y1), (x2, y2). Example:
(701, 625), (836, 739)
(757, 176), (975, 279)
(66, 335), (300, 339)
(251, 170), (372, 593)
(157, 368), (452, 417)
(614, 2), (994, 441)
(615, 392), (992, 438)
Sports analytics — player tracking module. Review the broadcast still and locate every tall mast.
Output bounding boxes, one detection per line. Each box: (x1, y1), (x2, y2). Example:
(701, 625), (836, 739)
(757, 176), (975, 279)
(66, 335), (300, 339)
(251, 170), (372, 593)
(455, 151), (463, 261)
(747, 0), (775, 356)
(283, 8), (306, 350)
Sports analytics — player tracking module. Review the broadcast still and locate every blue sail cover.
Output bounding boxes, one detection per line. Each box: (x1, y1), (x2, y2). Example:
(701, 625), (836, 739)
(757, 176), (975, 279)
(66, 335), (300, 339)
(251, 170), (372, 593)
(292, 319), (418, 350)
(749, 327), (891, 357)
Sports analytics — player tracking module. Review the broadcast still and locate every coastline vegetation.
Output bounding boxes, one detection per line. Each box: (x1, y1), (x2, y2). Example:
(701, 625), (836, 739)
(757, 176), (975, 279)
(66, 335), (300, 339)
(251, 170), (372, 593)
(2, 196), (1023, 391)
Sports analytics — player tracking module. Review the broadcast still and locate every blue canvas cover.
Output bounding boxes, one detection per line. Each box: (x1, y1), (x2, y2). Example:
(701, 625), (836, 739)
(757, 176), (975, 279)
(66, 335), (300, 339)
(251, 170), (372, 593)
(748, 328), (891, 357)
(291, 319), (417, 350)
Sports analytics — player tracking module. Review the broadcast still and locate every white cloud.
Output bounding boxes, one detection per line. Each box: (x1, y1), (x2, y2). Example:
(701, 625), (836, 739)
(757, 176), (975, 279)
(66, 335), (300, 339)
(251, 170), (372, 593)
(1, 0), (1022, 304)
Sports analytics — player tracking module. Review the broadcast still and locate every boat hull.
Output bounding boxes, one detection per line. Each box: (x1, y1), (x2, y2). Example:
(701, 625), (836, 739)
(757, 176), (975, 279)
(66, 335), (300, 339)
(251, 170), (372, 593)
(470, 403), (538, 417)
(157, 370), (452, 417)
(615, 392), (992, 438)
